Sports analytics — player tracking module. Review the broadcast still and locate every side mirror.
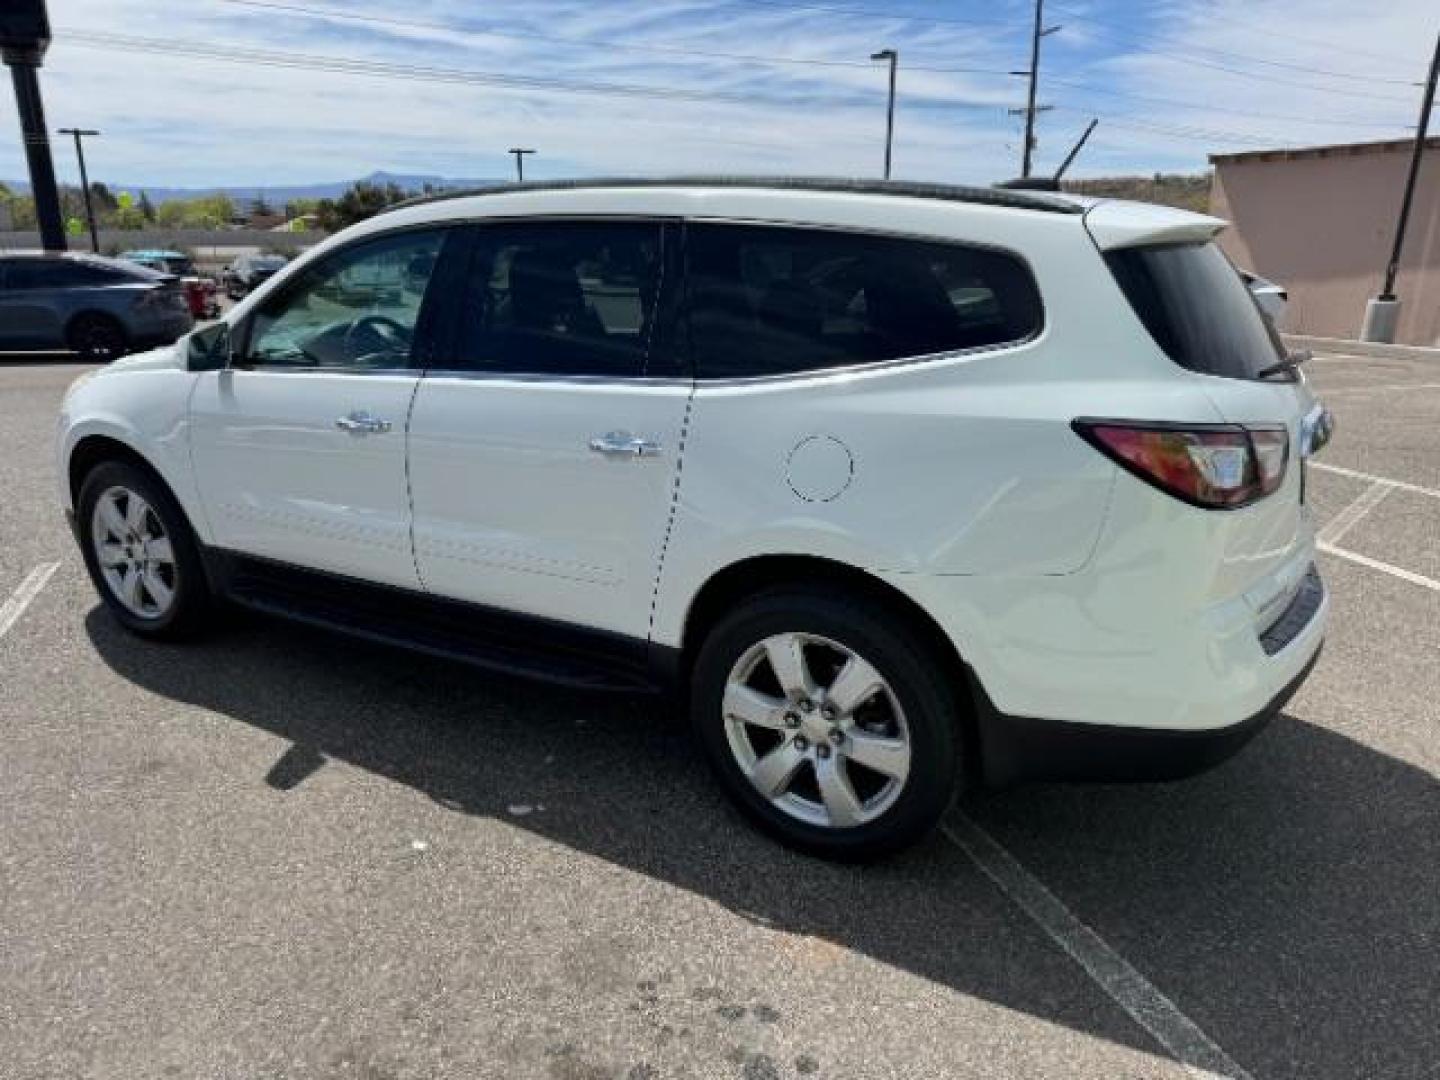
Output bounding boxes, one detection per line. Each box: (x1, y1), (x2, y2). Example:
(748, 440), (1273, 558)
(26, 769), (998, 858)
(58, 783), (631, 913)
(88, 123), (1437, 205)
(187, 322), (232, 372)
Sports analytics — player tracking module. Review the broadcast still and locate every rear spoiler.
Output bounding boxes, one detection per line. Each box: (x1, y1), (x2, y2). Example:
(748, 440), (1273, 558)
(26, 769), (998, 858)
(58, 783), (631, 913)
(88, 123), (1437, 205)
(1083, 200), (1226, 251)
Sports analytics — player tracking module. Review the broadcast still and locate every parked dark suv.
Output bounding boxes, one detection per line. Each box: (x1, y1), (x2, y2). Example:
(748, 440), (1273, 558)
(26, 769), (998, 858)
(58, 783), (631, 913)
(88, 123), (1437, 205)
(221, 253), (288, 299)
(0, 252), (194, 361)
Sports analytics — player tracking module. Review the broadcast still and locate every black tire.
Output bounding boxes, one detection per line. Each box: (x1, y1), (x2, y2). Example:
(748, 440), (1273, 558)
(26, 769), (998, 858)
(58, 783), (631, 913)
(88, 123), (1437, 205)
(66, 312), (129, 363)
(691, 586), (964, 861)
(76, 460), (216, 640)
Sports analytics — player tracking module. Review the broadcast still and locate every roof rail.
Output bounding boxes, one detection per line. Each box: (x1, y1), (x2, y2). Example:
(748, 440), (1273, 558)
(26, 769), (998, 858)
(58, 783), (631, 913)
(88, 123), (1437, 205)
(382, 175), (1085, 216)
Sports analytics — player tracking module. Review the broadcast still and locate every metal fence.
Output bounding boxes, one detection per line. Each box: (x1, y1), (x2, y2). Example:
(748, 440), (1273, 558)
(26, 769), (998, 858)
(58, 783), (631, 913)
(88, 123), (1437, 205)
(0, 228), (324, 274)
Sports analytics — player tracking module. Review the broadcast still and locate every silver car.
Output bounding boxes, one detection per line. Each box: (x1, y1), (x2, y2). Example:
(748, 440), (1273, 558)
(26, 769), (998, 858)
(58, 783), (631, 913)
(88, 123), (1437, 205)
(0, 252), (194, 361)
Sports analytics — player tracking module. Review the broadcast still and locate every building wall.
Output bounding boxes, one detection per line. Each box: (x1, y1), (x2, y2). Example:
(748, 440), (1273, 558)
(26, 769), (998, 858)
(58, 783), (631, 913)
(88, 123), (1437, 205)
(1211, 146), (1440, 346)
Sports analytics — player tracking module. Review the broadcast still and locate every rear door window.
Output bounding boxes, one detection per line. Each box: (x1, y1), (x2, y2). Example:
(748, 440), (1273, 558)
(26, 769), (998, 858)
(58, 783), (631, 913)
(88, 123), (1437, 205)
(3, 260), (85, 289)
(686, 223), (1042, 379)
(1104, 241), (1284, 380)
(448, 220), (664, 378)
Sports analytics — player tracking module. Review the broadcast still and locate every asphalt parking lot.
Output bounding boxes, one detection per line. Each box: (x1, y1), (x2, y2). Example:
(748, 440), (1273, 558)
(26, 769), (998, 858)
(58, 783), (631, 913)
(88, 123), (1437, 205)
(1, 352), (1436, 1080)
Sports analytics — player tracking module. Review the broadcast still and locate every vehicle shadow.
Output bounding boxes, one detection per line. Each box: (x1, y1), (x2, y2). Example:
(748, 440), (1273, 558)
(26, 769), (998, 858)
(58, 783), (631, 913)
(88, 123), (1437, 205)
(84, 607), (1440, 1078)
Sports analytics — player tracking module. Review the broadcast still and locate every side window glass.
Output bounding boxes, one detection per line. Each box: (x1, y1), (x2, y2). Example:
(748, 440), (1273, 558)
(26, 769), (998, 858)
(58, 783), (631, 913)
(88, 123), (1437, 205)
(5, 260), (74, 289)
(687, 224), (1043, 379)
(244, 229), (446, 370)
(452, 222), (662, 377)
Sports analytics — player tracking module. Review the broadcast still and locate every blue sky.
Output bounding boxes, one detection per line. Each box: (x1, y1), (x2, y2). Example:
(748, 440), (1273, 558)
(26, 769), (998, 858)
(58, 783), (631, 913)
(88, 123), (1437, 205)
(2, 0), (1434, 189)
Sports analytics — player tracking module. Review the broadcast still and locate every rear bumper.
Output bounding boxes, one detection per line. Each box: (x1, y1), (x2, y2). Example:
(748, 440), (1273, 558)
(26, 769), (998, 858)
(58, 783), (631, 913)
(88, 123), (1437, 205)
(970, 641), (1322, 786)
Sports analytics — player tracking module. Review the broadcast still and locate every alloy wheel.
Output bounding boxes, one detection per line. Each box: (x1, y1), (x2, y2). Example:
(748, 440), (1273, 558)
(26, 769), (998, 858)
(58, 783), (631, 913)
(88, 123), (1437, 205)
(90, 486), (178, 620)
(722, 632), (912, 829)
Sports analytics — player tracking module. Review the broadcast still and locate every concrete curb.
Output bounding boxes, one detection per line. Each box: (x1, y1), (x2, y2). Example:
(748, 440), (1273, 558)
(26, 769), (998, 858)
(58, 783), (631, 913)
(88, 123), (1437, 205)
(1283, 334), (1440, 362)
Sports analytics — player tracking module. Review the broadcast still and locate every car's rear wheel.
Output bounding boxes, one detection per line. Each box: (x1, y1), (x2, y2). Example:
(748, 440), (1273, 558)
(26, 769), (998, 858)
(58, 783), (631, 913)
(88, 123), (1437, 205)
(77, 461), (215, 640)
(692, 587), (963, 861)
(66, 313), (128, 363)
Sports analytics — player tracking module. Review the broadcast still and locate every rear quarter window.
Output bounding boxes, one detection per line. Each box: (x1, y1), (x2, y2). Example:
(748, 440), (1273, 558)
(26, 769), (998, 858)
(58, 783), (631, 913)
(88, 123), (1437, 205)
(687, 224), (1043, 379)
(1104, 241), (1284, 380)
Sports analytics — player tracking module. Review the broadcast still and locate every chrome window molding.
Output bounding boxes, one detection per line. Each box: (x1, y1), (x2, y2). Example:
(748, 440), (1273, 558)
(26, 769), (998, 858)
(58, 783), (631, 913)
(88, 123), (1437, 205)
(419, 369), (692, 389)
(688, 330), (1045, 389)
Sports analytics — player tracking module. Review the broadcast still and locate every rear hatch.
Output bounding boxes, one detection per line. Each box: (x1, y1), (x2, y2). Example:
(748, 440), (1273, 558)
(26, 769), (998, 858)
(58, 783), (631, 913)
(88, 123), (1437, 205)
(1085, 204), (1325, 627)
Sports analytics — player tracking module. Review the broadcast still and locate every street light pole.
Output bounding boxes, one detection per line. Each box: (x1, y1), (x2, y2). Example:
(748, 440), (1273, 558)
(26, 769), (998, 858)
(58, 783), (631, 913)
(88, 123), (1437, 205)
(508, 147), (535, 183)
(58, 127), (100, 253)
(870, 48), (898, 180)
(2, 26), (65, 250)
(1361, 30), (1440, 343)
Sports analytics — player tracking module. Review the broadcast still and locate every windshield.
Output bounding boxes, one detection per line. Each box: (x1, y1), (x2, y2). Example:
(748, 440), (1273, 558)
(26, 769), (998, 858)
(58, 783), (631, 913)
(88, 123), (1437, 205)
(255, 256), (286, 271)
(1105, 241), (1284, 380)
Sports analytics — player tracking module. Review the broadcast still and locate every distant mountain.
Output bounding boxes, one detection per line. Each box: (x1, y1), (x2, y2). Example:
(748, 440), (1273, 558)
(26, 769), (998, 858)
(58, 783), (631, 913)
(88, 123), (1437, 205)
(3, 170), (509, 205)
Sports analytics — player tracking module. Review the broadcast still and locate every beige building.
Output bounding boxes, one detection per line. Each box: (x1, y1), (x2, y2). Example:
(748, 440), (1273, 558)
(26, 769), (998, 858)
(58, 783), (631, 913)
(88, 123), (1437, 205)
(1209, 138), (1440, 347)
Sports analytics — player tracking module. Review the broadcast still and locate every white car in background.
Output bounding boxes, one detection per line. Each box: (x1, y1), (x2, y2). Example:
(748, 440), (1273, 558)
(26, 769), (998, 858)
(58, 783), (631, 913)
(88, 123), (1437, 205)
(57, 178), (1331, 860)
(1241, 269), (1289, 327)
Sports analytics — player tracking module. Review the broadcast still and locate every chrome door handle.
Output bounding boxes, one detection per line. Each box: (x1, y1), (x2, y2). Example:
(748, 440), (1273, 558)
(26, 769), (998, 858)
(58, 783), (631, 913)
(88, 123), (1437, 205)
(335, 411), (392, 435)
(589, 431), (662, 458)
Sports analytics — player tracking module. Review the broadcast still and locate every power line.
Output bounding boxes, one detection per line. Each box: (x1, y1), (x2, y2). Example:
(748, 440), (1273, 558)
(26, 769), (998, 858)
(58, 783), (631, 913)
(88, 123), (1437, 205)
(202, 0), (1413, 130)
(1045, 3), (1421, 98)
(1055, 1), (1419, 69)
(62, 26), (1408, 156)
(1046, 77), (1411, 131)
(60, 29), (1014, 116)
(696, 0), (1020, 30)
(209, 0), (1017, 76)
(1067, 111), (1300, 148)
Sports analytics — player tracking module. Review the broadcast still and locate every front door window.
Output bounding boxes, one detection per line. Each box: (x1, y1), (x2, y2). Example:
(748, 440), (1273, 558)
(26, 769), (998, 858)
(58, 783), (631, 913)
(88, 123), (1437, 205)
(244, 230), (446, 370)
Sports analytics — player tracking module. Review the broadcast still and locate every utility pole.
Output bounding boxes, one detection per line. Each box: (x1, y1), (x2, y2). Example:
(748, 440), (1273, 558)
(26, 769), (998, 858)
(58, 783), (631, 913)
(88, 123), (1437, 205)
(508, 147), (535, 183)
(1015, 0), (1061, 178)
(2, 1), (65, 251)
(1053, 118), (1098, 182)
(58, 127), (100, 253)
(870, 48), (898, 179)
(1361, 30), (1439, 343)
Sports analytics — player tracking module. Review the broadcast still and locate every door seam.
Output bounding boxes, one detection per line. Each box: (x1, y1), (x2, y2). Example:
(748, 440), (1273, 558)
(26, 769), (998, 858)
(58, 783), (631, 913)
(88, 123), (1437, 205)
(647, 388), (695, 642)
(403, 372), (426, 591)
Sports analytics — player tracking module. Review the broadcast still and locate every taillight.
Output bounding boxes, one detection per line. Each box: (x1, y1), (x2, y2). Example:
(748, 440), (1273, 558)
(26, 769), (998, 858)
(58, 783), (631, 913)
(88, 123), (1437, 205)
(1073, 420), (1289, 509)
(135, 284), (185, 313)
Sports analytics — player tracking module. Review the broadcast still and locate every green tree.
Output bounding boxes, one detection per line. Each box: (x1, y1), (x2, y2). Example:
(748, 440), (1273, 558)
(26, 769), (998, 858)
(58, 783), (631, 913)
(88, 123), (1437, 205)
(314, 181), (411, 232)
(89, 182), (119, 215)
(138, 190), (156, 223)
(6, 193), (37, 229)
(155, 198), (187, 228)
(284, 196), (320, 220)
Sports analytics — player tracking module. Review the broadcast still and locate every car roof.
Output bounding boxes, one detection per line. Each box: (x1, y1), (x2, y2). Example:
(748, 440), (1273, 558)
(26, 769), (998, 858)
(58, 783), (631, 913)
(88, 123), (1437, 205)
(0, 250), (170, 279)
(386, 176), (1087, 217)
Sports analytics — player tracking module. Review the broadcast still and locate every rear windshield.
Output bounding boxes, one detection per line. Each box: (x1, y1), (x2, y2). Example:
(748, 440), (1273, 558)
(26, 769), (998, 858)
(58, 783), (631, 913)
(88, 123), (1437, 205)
(1105, 241), (1283, 380)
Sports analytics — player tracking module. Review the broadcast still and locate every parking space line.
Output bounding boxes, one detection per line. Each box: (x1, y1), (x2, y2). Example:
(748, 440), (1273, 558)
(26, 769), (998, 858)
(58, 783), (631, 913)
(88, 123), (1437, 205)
(1318, 543), (1440, 593)
(0, 562), (62, 642)
(1317, 482), (1393, 546)
(942, 815), (1253, 1080)
(1310, 462), (1440, 502)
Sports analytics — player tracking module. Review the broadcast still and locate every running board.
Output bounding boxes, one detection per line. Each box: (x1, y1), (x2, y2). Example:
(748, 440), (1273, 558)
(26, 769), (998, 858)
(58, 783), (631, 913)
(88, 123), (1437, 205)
(204, 549), (661, 694)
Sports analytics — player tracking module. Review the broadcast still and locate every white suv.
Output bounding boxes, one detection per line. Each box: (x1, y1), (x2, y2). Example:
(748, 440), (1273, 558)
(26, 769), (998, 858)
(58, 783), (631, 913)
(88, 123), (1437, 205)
(57, 178), (1331, 859)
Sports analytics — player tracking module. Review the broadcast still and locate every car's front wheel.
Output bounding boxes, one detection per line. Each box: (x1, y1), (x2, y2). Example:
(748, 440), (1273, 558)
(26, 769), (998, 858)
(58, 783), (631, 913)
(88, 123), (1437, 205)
(76, 461), (215, 640)
(692, 587), (963, 861)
